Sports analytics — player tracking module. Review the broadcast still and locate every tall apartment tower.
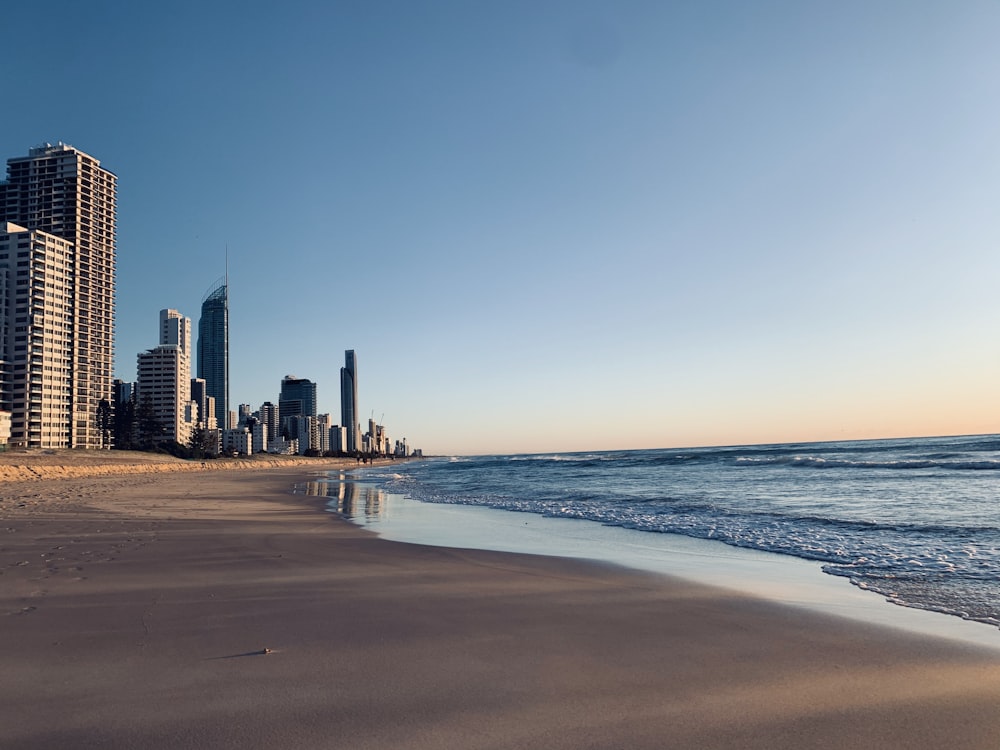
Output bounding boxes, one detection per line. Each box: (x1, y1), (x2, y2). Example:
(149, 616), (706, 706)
(340, 349), (359, 453)
(259, 401), (279, 443)
(136, 309), (193, 446)
(197, 279), (228, 430)
(0, 223), (75, 447)
(0, 143), (117, 449)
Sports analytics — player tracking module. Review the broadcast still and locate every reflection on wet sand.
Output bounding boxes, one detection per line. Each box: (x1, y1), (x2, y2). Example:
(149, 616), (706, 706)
(298, 475), (386, 519)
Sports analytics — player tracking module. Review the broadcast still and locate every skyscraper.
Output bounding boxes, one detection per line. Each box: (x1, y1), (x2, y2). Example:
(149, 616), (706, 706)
(0, 222), (75, 447)
(0, 143), (117, 449)
(340, 350), (358, 453)
(197, 279), (228, 430)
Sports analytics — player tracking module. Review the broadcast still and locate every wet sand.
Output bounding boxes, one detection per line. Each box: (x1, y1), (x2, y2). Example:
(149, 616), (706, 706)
(3, 464), (1000, 749)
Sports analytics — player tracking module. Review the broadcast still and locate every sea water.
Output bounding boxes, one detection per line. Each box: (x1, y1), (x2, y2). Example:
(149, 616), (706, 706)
(316, 435), (1000, 631)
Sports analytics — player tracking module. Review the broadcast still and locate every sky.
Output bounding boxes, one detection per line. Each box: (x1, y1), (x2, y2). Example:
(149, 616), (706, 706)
(5, 0), (1000, 455)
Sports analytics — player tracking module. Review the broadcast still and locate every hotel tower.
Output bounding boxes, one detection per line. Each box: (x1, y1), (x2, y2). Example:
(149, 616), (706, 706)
(0, 143), (116, 448)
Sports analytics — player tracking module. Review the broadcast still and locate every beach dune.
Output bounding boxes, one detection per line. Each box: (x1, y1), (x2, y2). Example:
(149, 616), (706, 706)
(3, 463), (1000, 749)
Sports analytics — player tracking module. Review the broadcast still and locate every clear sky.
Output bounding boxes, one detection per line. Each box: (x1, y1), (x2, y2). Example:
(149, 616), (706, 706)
(5, 1), (1000, 455)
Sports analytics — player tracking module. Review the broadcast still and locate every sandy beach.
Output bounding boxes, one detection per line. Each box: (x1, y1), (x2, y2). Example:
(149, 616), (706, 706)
(3, 458), (1000, 749)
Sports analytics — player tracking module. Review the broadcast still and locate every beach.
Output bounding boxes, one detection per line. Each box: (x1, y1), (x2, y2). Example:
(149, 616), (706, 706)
(3, 459), (1000, 749)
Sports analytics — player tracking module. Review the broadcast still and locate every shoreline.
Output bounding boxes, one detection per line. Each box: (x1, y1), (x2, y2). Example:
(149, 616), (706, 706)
(331, 481), (1000, 651)
(4, 466), (1000, 748)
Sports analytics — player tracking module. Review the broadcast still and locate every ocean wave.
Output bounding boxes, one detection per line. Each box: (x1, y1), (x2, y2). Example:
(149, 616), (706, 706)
(736, 455), (1000, 471)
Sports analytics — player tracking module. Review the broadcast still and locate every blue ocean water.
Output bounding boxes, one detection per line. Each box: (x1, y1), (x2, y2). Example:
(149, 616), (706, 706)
(336, 435), (1000, 629)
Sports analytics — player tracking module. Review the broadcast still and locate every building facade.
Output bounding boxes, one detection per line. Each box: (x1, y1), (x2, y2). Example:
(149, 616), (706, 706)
(279, 376), (317, 437)
(135, 309), (193, 446)
(0, 143), (117, 449)
(197, 279), (228, 431)
(0, 223), (76, 447)
(259, 401), (279, 443)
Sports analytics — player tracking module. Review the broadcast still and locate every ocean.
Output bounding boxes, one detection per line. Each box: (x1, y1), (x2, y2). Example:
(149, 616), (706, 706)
(312, 435), (1000, 631)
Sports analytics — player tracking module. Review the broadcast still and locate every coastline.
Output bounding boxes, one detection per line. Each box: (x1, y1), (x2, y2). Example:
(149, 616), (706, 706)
(336, 484), (1000, 651)
(4, 464), (1000, 748)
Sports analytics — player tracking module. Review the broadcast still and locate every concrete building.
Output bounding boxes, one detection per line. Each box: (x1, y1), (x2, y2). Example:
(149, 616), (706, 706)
(251, 421), (268, 454)
(0, 143), (117, 449)
(295, 415), (320, 455)
(222, 427), (251, 456)
(259, 401), (279, 443)
(268, 435), (298, 454)
(135, 309), (193, 446)
(0, 223), (76, 447)
(0, 409), (11, 448)
(330, 424), (347, 454)
(340, 350), (359, 453)
(197, 279), (228, 431)
(316, 413), (332, 453)
(190, 378), (212, 429)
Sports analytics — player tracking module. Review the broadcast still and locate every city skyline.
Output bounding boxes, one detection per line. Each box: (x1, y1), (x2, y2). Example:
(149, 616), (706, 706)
(6, 3), (1000, 454)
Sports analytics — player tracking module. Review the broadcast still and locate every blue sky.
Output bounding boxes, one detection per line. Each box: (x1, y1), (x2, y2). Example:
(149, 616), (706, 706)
(6, 1), (1000, 454)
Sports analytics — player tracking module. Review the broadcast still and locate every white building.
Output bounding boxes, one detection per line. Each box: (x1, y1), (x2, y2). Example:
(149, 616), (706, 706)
(135, 309), (194, 446)
(222, 427), (251, 456)
(316, 413), (332, 453)
(330, 425), (347, 454)
(268, 436), (298, 455)
(0, 223), (76, 447)
(296, 415), (320, 455)
(251, 421), (268, 454)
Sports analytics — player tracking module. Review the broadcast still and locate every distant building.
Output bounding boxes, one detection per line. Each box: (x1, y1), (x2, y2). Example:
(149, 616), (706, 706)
(295, 415), (320, 454)
(251, 421), (268, 454)
(114, 379), (134, 405)
(268, 436), (298, 455)
(316, 413), (332, 453)
(330, 425), (347, 454)
(340, 350), (359, 453)
(280, 375), (317, 419)
(190, 378), (212, 429)
(259, 401), (279, 442)
(279, 375), (316, 439)
(0, 143), (117, 449)
(222, 427), (250, 456)
(135, 309), (194, 446)
(197, 279), (228, 430)
(0, 409), (11, 448)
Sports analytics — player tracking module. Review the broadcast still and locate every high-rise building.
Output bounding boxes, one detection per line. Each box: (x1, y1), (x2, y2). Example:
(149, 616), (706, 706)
(340, 350), (358, 453)
(0, 222), (75, 447)
(0, 143), (117, 449)
(190, 378), (211, 429)
(197, 279), (228, 430)
(136, 309), (193, 446)
(259, 401), (279, 442)
(279, 375), (317, 419)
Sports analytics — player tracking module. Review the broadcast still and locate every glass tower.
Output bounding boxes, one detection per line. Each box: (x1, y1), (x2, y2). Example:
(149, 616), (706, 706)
(197, 279), (228, 429)
(340, 350), (358, 453)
